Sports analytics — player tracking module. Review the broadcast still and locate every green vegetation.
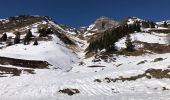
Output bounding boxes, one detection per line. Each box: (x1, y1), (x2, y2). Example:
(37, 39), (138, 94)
(1, 33), (7, 41)
(94, 69), (170, 83)
(141, 21), (156, 28)
(87, 22), (141, 53)
(125, 34), (135, 52)
(14, 32), (21, 44)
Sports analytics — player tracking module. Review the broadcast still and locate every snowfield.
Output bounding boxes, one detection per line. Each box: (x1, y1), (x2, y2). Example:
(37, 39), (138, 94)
(1, 52), (170, 100)
(116, 32), (168, 49)
(0, 20), (170, 100)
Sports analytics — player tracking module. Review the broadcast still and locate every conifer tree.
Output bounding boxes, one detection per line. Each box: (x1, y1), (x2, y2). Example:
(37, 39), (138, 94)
(1, 33), (7, 41)
(14, 32), (20, 44)
(150, 21), (156, 28)
(125, 34), (135, 52)
(33, 39), (38, 45)
(24, 35), (30, 45)
(164, 21), (168, 28)
(46, 28), (53, 34)
(27, 29), (33, 37)
(39, 28), (47, 37)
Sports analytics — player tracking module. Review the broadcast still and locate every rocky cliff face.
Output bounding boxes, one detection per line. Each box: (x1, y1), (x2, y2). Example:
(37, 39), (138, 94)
(93, 16), (120, 30)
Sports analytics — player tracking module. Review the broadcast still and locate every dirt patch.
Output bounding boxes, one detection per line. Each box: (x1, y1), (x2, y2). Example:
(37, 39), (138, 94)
(145, 69), (170, 79)
(59, 88), (80, 96)
(99, 41), (170, 57)
(0, 56), (50, 69)
(141, 42), (170, 54)
(94, 69), (170, 83)
(94, 79), (102, 83)
(162, 87), (169, 91)
(149, 29), (170, 33)
(153, 57), (165, 62)
(88, 65), (106, 68)
(0, 16), (46, 33)
(137, 60), (147, 65)
(36, 36), (52, 41)
(0, 66), (35, 77)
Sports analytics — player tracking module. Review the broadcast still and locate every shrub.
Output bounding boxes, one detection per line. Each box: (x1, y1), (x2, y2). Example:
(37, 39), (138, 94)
(33, 39), (38, 45)
(27, 29), (33, 37)
(39, 28), (47, 37)
(87, 23), (140, 53)
(24, 35), (30, 45)
(1, 33), (7, 41)
(125, 34), (135, 52)
(14, 32), (20, 44)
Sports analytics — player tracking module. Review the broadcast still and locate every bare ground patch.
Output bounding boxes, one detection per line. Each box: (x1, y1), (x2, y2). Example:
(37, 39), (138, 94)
(58, 88), (80, 96)
(0, 66), (35, 77)
(0, 56), (50, 69)
(88, 65), (106, 68)
(90, 41), (170, 62)
(94, 69), (170, 83)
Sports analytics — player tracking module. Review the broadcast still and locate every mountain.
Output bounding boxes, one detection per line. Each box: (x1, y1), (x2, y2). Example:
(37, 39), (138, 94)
(0, 15), (79, 71)
(83, 16), (120, 38)
(0, 15), (170, 100)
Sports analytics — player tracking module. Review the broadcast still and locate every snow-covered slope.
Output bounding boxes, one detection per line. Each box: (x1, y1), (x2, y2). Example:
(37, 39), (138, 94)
(0, 18), (79, 71)
(126, 16), (143, 25)
(1, 15), (170, 100)
(116, 32), (168, 49)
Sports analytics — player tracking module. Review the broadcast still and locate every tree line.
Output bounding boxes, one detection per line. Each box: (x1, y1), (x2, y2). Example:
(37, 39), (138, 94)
(87, 22), (141, 53)
(0, 27), (53, 46)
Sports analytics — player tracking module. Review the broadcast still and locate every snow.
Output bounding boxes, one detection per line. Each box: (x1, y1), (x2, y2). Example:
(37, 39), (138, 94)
(87, 24), (95, 31)
(1, 51), (170, 100)
(127, 17), (142, 25)
(156, 20), (170, 25)
(1, 20), (170, 100)
(116, 32), (167, 49)
(0, 23), (78, 71)
(0, 36), (77, 71)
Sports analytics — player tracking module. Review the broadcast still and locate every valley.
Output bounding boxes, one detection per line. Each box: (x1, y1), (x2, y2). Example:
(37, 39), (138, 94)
(0, 15), (170, 100)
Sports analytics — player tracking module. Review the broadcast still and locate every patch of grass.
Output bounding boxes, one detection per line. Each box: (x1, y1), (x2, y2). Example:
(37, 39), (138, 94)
(0, 16), (46, 33)
(137, 60), (147, 65)
(90, 41), (170, 58)
(153, 58), (164, 62)
(145, 69), (170, 79)
(0, 56), (50, 69)
(0, 66), (35, 77)
(59, 88), (80, 96)
(162, 87), (169, 91)
(94, 69), (170, 83)
(88, 65), (105, 68)
(149, 29), (170, 33)
(94, 79), (102, 83)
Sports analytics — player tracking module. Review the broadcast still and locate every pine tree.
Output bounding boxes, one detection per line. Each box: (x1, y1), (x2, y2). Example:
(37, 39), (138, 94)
(24, 35), (30, 45)
(39, 28), (47, 37)
(23, 29), (33, 45)
(14, 32), (20, 44)
(142, 21), (150, 28)
(164, 21), (168, 28)
(46, 28), (53, 34)
(1, 33), (7, 41)
(27, 29), (33, 37)
(33, 39), (38, 45)
(150, 21), (155, 28)
(125, 34), (135, 52)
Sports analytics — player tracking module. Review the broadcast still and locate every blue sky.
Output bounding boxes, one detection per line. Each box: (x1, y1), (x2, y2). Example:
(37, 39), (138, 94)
(0, 0), (170, 27)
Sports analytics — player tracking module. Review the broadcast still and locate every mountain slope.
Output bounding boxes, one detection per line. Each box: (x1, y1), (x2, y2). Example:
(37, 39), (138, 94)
(1, 15), (170, 100)
(0, 15), (79, 71)
(83, 16), (120, 38)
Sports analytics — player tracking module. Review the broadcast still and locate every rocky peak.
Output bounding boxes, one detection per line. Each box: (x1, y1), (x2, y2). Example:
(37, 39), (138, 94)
(93, 16), (120, 30)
